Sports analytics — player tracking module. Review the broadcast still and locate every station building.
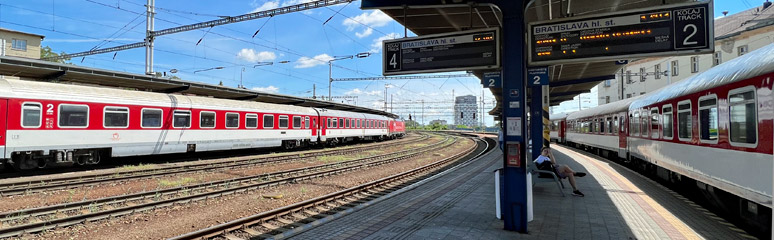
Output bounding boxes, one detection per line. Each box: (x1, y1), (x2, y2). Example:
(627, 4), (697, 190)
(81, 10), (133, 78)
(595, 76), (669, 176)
(454, 95), (478, 127)
(598, 2), (774, 103)
(0, 28), (44, 59)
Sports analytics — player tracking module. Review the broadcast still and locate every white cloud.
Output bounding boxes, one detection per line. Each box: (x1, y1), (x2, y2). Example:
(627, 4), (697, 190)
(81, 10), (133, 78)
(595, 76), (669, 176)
(252, 85), (279, 93)
(295, 53), (334, 68)
(345, 88), (380, 96)
(370, 32), (400, 53)
(343, 10), (392, 38)
(251, 1), (279, 12)
(237, 49), (277, 63)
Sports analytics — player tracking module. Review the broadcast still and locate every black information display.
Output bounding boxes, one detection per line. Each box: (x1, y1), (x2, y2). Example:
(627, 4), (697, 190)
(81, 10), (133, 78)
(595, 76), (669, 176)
(383, 28), (499, 76)
(528, 2), (712, 65)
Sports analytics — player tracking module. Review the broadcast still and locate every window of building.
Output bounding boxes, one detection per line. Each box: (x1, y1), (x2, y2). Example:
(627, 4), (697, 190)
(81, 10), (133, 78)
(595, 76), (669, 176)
(305, 117), (310, 129)
(104, 107), (129, 128)
(226, 113), (239, 128)
(626, 70), (632, 83)
(671, 60), (679, 76)
(698, 96), (718, 142)
(279, 115), (289, 128)
(626, 93), (632, 99)
(713, 52), (722, 66)
(691, 56), (699, 73)
(460, 112), (464, 119)
(200, 111), (216, 128)
(640, 67), (646, 82)
(654, 64), (661, 79)
(246, 114), (258, 128)
(11, 39), (27, 51)
(22, 103), (42, 128)
(173, 110), (191, 128)
(662, 105), (673, 139)
(59, 104), (89, 128)
(605, 96), (610, 104)
(264, 114), (274, 128)
(729, 88), (757, 145)
(604, 79), (611, 87)
(141, 109), (162, 128)
(293, 116), (302, 128)
(738, 45), (748, 56)
(677, 101), (692, 141)
(650, 108), (659, 139)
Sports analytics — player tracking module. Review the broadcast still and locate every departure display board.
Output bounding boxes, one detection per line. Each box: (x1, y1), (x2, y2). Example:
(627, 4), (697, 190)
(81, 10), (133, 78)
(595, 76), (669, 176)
(383, 28), (499, 76)
(528, 1), (713, 65)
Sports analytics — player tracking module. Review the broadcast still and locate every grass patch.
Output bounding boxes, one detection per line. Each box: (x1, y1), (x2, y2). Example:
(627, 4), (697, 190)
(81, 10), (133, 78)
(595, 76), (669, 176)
(120, 163), (156, 171)
(157, 177), (198, 188)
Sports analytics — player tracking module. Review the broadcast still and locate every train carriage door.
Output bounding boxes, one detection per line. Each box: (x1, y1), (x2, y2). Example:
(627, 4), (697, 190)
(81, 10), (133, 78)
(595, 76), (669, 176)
(619, 113), (628, 158)
(0, 99), (6, 158)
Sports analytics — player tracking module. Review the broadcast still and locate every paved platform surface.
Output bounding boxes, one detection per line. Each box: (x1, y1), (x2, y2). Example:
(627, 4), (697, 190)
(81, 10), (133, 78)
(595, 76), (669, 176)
(286, 143), (754, 240)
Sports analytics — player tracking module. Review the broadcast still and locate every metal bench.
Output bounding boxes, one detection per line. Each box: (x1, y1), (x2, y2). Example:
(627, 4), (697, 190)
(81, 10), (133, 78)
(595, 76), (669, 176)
(528, 161), (566, 197)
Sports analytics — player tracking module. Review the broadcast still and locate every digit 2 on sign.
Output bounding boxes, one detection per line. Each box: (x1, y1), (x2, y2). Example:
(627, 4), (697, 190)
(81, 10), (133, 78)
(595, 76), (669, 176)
(489, 79), (496, 87)
(682, 24), (698, 45)
(533, 76), (541, 85)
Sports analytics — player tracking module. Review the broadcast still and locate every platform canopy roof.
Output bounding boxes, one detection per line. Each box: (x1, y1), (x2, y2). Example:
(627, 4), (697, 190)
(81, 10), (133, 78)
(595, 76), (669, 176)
(0, 56), (398, 119)
(362, 0), (696, 120)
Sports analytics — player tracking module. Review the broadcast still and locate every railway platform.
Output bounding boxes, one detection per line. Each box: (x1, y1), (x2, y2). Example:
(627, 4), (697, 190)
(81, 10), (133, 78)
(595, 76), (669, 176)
(285, 141), (753, 239)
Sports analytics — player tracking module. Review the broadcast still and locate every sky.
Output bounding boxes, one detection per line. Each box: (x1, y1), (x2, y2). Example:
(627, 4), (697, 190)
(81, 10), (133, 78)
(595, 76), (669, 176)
(0, 0), (758, 125)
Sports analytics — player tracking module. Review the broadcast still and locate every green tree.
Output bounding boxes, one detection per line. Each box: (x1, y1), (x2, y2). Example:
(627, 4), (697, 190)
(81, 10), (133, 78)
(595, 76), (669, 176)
(40, 46), (70, 64)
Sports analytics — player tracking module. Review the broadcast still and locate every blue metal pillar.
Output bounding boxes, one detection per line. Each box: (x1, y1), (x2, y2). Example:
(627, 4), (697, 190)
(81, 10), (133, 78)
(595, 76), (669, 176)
(500, 0), (528, 233)
(528, 67), (550, 160)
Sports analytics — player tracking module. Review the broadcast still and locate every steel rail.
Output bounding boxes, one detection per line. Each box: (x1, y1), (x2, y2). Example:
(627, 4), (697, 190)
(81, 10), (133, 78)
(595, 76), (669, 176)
(0, 134), (427, 196)
(171, 136), (489, 240)
(0, 134), (455, 238)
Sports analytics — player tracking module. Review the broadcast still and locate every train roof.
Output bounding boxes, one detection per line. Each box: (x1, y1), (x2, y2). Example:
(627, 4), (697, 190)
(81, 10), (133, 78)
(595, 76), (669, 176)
(630, 43), (774, 110)
(549, 112), (569, 120)
(566, 95), (642, 120)
(2, 77), (316, 114)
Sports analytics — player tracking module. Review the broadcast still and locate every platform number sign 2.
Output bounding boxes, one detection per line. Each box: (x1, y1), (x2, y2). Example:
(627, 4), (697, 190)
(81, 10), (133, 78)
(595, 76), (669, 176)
(527, 67), (548, 86)
(384, 43), (402, 72)
(673, 6), (708, 50)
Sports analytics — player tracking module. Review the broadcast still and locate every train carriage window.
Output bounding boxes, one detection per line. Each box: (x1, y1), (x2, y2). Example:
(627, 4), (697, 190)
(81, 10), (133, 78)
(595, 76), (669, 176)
(357, 119), (360, 128)
(58, 104), (89, 128)
(141, 109), (163, 128)
(104, 107), (129, 128)
(264, 114), (274, 128)
(332, 118), (338, 128)
(698, 96), (718, 142)
(607, 117), (613, 134)
(632, 112), (639, 136)
(339, 118), (343, 128)
(293, 116), (301, 128)
(22, 103), (42, 128)
(226, 113), (239, 128)
(662, 105), (673, 139)
(305, 117), (310, 129)
(650, 108), (660, 139)
(599, 118), (605, 134)
(246, 114), (258, 128)
(613, 117), (619, 134)
(200, 111), (216, 128)
(173, 110), (191, 128)
(641, 110), (649, 137)
(677, 101), (692, 141)
(279, 115), (289, 128)
(327, 118), (331, 128)
(728, 88), (757, 145)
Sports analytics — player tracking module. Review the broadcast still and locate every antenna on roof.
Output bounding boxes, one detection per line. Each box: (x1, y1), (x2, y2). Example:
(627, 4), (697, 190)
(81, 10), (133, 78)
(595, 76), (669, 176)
(722, 10), (729, 16)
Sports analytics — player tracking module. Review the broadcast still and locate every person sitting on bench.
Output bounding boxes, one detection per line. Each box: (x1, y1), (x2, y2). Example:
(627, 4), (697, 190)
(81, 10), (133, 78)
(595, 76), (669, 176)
(534, 146), (587, 197)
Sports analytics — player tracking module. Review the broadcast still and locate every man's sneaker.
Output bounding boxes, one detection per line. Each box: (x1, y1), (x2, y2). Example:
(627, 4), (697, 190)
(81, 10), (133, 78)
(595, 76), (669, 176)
(573, 172), (587, 177)
(572, 190), (585, 197)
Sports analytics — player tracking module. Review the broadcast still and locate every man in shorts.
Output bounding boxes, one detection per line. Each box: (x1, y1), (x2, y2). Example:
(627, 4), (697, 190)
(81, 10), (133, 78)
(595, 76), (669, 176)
(534, 146), (587, 197)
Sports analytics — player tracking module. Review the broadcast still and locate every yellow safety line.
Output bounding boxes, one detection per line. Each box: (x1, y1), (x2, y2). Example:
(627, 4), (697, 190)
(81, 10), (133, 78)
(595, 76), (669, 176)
(555, 145), (702, 240)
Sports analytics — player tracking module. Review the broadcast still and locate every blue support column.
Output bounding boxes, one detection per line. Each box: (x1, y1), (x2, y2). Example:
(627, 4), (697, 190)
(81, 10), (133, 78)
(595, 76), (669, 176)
(500, 0), (528, 233)
(528, 67), (549, 160)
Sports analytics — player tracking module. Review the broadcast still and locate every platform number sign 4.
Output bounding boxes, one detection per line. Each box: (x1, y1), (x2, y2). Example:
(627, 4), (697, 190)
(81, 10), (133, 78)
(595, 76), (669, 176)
(384, 43), (402, 72)
(673, 6), (708, 50)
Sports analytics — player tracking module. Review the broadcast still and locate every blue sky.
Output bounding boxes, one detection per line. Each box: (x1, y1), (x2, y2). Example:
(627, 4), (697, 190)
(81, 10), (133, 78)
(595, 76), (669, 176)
(0, 0), (756, 125)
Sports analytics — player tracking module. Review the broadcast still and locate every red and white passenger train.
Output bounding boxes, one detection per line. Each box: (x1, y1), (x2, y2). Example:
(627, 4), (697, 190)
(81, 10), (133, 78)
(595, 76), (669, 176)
(551, 43), (774, 233)
(0, 77), (405, 170)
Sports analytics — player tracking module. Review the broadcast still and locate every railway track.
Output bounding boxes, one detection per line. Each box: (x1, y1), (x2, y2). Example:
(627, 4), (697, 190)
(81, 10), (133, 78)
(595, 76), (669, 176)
(0, 134), (428, 197)
(0, 133), (457, 238)
(171, 135), (493, 240)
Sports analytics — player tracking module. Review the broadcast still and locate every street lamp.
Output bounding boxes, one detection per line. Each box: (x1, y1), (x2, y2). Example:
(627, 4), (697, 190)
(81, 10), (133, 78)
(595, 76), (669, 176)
(329, 52), (371, 100)
(193, 66), (224, 74)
